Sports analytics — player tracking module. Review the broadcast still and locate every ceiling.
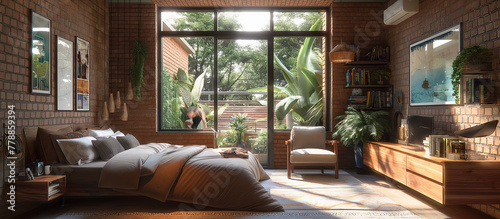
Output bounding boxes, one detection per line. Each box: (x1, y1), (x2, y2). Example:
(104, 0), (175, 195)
(107, 0), (386, 7)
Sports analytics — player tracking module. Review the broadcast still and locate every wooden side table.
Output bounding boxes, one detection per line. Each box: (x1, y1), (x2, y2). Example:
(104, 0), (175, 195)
(14, 175), (66, 205)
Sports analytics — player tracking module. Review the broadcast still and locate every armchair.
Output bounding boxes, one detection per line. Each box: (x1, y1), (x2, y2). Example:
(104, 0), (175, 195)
(286, 126), (339, 179)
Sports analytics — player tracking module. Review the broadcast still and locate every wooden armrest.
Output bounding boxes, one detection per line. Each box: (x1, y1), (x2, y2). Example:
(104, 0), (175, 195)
(326, 140), (339, 155)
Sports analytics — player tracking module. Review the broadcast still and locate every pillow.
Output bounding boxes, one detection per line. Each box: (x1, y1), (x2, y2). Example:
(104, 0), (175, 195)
(89, 128), (115, 137)
(110, 131), (125, 138)
(49, 132), (85, 164)
(94, 131), (125, 140)
(56, 136), (98, 165)
(92, 138), (125, 160)
(116, 134), (140, 150)
(36, 126), (74, 165)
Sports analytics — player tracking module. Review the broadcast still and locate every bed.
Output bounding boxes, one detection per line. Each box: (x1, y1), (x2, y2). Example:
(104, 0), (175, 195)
(23, 125), (283, 212)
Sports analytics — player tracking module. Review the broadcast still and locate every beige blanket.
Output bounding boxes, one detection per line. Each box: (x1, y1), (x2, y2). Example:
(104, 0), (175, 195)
(99, 143), (283, 212)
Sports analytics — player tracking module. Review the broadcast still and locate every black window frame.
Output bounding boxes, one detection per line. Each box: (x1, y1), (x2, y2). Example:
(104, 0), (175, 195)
(156, 7), (332, 166)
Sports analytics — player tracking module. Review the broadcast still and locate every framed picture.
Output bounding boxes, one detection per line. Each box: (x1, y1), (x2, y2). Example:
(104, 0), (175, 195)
(410, 24), (461, 106)
(57, 36), (74, 111)
(31, 11), (52, 94)
(76, 37), (90, 111)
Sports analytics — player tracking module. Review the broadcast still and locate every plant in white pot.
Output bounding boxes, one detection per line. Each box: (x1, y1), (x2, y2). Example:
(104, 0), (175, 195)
(332, 107), (391, 173)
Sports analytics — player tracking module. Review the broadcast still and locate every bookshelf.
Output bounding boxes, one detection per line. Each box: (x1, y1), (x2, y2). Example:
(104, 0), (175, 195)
(344, 61), (393, 110)
(461, 70), (496, 105)
(345, 61), (389, 66)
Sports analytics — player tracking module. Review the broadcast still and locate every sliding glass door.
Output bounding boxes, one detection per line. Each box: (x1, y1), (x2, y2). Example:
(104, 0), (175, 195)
(216, 39), (268, 165)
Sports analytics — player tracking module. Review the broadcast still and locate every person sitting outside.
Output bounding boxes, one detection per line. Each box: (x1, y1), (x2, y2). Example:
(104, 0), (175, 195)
(185, 106), (207, 129)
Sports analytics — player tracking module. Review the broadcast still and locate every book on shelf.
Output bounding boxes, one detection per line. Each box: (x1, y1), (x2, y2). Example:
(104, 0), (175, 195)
(48, 189), (60, 197)
(368, 45), (390, 61)
(346, 68), (370, 86)
(365, 90), (393, 108)
(465, 78), (495, 104)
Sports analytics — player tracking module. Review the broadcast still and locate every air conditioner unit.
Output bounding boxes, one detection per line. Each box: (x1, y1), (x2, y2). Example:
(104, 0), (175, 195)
(384, 0), (419, 25)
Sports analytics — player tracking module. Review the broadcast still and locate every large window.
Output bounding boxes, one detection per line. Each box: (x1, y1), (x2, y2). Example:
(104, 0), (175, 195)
(158, 8), (330, 166)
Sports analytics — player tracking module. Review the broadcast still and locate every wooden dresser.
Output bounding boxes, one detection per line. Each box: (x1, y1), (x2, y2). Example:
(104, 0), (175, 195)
(364, 141), (500, 205)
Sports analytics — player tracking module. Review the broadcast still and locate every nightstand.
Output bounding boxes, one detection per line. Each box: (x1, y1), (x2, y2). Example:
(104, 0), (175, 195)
(15, 175), (66, 204)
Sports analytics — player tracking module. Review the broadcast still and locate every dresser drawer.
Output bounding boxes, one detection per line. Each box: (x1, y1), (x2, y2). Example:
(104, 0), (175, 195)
(407, 155), (443, 183)
(407, 171), (443, 204)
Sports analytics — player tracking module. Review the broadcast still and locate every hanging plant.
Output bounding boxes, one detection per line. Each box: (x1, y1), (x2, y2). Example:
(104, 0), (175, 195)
(451, 45), (492, 103)
(130, 40), (148, 100)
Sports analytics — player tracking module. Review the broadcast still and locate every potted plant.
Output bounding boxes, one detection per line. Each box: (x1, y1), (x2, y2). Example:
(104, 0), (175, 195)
(451, 45), (492, 103)
(332, 107), (391, 173)
(371, 68), (391, 84)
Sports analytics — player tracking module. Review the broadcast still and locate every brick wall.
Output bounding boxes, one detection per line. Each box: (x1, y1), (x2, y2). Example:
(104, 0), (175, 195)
(162, 37), (190, 75)
(385, 0), (500, 217)
(326, 2), (388, 169)
(108, 4), (216, 148)
(0, 0), (108, 131)
(0, 0), (108, 206)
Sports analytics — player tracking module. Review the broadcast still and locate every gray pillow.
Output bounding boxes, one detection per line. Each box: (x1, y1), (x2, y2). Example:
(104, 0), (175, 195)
(116, 134), (140, 150)
(91, 138), (125, 160)
(56, 136), (98, 165)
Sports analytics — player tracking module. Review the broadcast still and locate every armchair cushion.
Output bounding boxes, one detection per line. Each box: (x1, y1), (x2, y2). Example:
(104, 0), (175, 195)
(291, 126), (326, 149)
(290, 148), (337, 164)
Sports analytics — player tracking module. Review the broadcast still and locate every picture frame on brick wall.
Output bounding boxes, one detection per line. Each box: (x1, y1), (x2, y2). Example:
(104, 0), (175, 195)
(409, 24), (461, 106)
(57, 36), (74, 111)
(31, 11), (52, 95)
(76, 37), (90, 111)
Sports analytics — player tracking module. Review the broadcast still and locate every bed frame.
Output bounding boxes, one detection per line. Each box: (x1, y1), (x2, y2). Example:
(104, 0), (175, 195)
(23, 124), (132, 196)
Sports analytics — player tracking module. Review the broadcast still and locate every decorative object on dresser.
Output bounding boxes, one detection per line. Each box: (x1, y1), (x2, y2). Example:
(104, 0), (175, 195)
(76, 37), (90, 111)
(56, 36), (74, 110)
(31, 11), (52, 95)
(332, 108), (391, 173)
(455, 120), (498, 138)
(409, 24), (460, 106)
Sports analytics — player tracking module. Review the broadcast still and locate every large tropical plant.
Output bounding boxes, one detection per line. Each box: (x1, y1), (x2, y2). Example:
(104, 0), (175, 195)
(251, 18), (324, 127)
(174, 68), (206, 108)
(332, 107), (391, 147)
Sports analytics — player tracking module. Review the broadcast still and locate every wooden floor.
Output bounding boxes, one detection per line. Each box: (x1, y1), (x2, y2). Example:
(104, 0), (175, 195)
(1, 169), (494, 219)
(346, 169), (494, 219)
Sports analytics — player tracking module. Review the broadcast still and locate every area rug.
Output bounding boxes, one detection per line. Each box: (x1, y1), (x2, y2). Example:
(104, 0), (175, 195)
(18, 170), (420, 219)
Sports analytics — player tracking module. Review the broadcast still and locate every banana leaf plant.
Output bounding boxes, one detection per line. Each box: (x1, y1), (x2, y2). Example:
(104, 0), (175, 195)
(250, 18), (324, 126)
(174, 68), (206, 108)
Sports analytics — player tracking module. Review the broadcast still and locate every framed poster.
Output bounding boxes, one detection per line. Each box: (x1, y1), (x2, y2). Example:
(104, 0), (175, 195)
(31, 11), (52, 94)
(57, 36), (74, 111)
(410, 24), (461, 106)
(76, 37), (90, 111)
